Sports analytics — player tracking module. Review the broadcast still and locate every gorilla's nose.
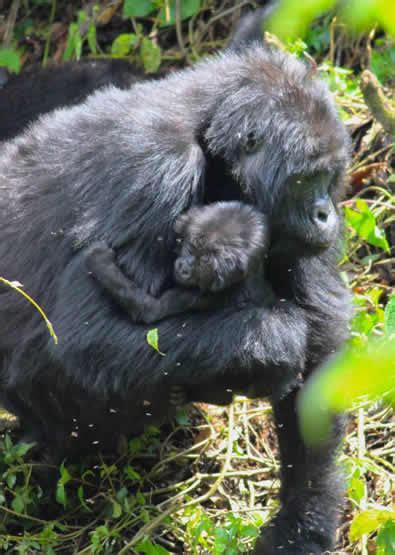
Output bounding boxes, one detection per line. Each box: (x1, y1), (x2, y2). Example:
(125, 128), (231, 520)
(311, 197), (338, 246)
(312, 198), (331, 224)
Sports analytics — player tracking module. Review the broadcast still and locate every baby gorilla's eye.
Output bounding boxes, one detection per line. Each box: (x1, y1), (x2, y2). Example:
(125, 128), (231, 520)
(244, 131), (263, 154)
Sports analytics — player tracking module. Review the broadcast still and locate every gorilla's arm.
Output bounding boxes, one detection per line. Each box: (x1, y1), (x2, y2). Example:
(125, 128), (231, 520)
(84, 242), (225, 324)
(44, 245), (308, 401)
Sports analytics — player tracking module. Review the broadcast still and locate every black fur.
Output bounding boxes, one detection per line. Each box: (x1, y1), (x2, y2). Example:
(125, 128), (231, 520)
(174, 201), (268, 291)
(0, 44), (351, 554)
(0, 6), (267, 143)
(0, 59), (145, 142)
(84, 201), (269, 323)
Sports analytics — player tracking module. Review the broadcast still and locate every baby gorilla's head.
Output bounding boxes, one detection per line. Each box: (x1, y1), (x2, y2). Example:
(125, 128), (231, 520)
(174, 201), (268, 292)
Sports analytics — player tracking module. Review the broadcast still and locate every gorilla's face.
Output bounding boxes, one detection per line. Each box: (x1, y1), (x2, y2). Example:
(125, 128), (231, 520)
(232, 134), (347, 252)
(270, 171), (340, 250)
(204, 82), (348, 253)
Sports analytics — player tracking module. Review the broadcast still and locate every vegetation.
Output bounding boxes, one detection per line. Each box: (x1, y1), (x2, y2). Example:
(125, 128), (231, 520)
(0, 1), (393, 553)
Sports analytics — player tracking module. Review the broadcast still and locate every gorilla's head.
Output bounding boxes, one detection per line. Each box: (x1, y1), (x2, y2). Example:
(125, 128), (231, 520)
(203, 46), (350, 253)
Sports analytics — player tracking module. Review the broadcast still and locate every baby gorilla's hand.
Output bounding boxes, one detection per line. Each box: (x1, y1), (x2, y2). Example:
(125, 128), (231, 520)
(85, 241), (115, 273)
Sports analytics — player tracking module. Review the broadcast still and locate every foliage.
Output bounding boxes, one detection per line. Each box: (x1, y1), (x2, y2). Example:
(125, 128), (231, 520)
(0, 0), (394, 553)
(0, 277), (58, 343)
(298, 336), (395, 444)
(0, 48), (21, 73)
(268, 0), (395, 39)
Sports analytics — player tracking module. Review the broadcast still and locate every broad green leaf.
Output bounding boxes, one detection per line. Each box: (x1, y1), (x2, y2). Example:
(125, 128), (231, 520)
(159, 0), (201, 27)
(135, 538), (170, 554)
(384, 296), (395, 336)
(377, 520), (395, 555)
(111, 33), (139, 56)
(341, 0), (395, 36)
(345, 199), (390, 253)
(146, 328), (166, 356)
(123, 0), (156, 18)
(140, 37), (161, 73)
(14, 441), (36, 458)
(267, 0), (334, 40)
(348, 475), (366, 505)
(298, 339), (395, 445)
(350, 508), (395, 541)
(11, 494), (25, 514)
(0, 48), (21, 73)
(112, 500), (122, 518)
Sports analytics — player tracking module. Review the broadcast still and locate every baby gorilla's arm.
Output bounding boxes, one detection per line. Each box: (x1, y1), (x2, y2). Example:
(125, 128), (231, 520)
(84, 242), (219, 324)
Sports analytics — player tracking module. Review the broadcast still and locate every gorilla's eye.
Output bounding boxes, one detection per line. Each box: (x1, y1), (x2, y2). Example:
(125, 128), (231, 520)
(244, 131), (263, 154)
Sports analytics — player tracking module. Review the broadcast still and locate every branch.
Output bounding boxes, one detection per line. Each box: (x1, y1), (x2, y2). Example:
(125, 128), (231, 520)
(360, 70), (395, 135)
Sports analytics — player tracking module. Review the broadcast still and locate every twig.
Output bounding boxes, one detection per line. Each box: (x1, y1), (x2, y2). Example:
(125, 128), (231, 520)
(360, 70), (395, 135)
(118, 505), (175, 554)
(175, 0), (186, 57)
(357, 408), (368, 555)
(42, 0), (57, 67)
(2, 0), (20, 46)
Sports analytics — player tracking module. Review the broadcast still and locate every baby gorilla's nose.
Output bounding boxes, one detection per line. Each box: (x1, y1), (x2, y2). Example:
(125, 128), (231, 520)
(175, 256), (194, 281)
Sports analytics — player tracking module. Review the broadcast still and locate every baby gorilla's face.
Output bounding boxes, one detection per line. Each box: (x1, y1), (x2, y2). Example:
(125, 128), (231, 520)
(174, 235), (247, 293)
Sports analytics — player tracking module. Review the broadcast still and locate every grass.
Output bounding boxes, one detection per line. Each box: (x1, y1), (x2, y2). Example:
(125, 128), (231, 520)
(0, 1), (394, 553)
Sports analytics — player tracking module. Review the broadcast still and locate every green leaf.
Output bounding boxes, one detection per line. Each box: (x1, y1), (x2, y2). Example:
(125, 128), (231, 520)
(14, 441), (36, 458)
(0, 48), (21, 73)
(140, 37), (161, 73)
(135, 538), (170, 554)
(63, 23), (79, 61)
(377, 520), (395, 555)
(112, 500), (122, 518)
(56, 483), (67, 508)
(111, 33), (139, 56)
(146, 328), (166, 355)
(11, 493), (25, 514)
(298, 339), (395, 445)
(124, 465), (142, 482)
(384, 296), (395, 337)
(350, 508), (395, 541)
(87, 21), (97, 55)
(175, 408), (191, 426)
(6, 473), (16, 489)
(159, 0), (201, 26)
(123, 0), (156, 18)
(371, 45), (395, 83)
(348, 475), (366, 505)
(344, 200), (390, 253)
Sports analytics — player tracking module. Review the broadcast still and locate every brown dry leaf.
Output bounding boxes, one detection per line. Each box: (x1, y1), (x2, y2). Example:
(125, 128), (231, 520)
(96, 1), (122, 26)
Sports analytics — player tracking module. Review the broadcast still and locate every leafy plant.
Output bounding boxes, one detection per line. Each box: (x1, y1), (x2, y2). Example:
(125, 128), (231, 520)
(268, 0), (395, 39)
(345, 199), (390, 253)
(0, 48), (21, 73)
(64, 10), (97, 61)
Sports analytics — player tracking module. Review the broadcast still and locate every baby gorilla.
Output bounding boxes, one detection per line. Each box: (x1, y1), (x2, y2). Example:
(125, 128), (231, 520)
(85, 202), (268, 325)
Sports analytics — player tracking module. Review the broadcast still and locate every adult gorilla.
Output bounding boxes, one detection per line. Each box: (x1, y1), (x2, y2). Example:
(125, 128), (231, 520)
(0, 45), (350, 554)
(0, 59), (145, 142)
(0, 5), (269, 142)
